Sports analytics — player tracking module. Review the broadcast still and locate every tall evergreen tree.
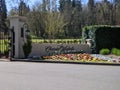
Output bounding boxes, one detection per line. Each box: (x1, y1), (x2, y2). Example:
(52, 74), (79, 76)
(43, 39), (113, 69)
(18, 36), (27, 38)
(113, 0), (119, 5)
(0, 0), (7, 33)
(59, 0), (83, 38)
(104, 0), (108, 2)
(96, 0), (112, 25)
(59, 0), (72, 37)
(87, 0), (95, 25)
(71, 0), (82, 37)
(18, 0), (30, 16)
(115, 0), (120, 24)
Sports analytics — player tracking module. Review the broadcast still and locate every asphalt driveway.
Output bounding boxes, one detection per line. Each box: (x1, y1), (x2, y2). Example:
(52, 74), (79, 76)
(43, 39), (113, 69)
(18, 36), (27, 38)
(0, 62), (120, 90)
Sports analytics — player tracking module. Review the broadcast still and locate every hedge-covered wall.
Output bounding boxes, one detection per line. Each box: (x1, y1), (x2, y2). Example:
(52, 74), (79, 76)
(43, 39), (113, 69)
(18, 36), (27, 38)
(82, 25), (120, 53)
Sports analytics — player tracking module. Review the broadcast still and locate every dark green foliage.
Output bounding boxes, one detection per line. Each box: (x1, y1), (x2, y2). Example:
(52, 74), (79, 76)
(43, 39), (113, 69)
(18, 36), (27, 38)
(59, 0), (82, 38)
(96, 27), (120, 53)
(0, 0), (7, 32)
(0, 0), (7, 18)
(18, 0), (30, 16)
(111, 48), (120, 56)
(88, 0), (94, 10)
(82, 25), (120, 53)
(87, 0), (95, 25)
(111, 48), (118, 55)
(23, 36), (32, 58)
(59, 0), (65, 12)
(100, 48), (110, 55)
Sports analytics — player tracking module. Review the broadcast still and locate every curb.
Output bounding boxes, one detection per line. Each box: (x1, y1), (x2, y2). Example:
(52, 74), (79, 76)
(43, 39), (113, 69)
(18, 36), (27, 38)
(0, 59), (10, 62)
(11, 59), (120, 66)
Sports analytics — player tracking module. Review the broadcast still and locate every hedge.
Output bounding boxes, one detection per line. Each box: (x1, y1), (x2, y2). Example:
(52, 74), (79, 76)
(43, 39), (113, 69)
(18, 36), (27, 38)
(82, 25), (120, 53)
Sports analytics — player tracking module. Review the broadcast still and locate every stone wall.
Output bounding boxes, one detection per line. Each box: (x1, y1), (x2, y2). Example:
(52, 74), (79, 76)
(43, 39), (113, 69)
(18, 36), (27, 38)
(29, 43), (90, 57)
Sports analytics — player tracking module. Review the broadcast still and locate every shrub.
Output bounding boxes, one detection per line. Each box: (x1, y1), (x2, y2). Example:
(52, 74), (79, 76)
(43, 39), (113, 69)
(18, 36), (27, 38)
(111, 48), (118, 55)
(23, 36), (32, 58)
(117, 50), (120, 56)
(44, 40), (48, 43)
(62, 40), (66, 43)
(111, 48), (120, 56)
(74, 40), (77, 43)
(78, 40), (81, 43)
(100, 49), (110, 55)
(57, 40), (61, 43)
(69, 40), (73, 43)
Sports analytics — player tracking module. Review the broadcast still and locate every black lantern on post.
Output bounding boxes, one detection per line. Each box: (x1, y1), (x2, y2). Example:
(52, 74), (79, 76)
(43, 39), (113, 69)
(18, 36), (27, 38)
(23, 23), (28, 30)
(23, 23), (32, 58)
(23, 23), (30, 38)
(25, 29), (30, 38)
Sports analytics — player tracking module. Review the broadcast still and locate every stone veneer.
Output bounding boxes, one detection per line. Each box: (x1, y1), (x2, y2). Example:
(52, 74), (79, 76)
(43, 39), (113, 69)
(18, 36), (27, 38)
(29, 43), (90, 57)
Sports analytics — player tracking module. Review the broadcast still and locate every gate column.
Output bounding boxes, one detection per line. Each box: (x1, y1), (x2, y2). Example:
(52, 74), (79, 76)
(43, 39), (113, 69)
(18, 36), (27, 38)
(9, 15), (26, 59)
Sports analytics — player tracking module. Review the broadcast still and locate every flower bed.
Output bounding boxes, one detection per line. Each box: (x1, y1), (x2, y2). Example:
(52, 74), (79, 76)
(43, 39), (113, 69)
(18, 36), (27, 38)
(43, 54), (120, 63)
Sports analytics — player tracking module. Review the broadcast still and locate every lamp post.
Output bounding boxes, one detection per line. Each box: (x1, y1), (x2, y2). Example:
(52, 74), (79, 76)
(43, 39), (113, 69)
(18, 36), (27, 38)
(23, 23), (28, 31)
(23, 23), (30, 39)
(8, 27), (14, 61)
(25, 29), (30, 38)
(23, 23), (32, 58)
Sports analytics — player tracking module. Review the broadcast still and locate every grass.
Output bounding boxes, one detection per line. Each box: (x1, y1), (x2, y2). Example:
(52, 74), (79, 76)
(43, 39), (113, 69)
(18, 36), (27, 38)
(0, 39), (9, 53)
(1, 38), (82, 52)
(0, 39), (81, 52)
(1, 38), (82, 44)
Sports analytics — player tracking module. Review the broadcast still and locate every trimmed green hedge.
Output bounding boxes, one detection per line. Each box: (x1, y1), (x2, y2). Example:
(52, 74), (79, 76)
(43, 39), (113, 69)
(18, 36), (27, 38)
(82, 25), (120, 53)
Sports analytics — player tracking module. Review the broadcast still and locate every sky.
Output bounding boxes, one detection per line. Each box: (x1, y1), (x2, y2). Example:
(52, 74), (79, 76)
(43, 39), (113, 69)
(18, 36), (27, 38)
(5, 0), (110, 12)
(6, 0), (38, 11)
(5, 0), (89, 11)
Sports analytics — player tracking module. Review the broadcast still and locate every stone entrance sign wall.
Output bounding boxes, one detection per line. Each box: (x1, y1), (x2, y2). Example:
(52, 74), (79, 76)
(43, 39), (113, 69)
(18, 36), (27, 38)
(29, 43), (90, 57)
(8, 16), (90, 59)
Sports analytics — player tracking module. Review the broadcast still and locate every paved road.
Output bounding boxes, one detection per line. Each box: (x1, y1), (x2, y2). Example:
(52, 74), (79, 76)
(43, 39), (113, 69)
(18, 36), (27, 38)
(0, 62), (120, 90)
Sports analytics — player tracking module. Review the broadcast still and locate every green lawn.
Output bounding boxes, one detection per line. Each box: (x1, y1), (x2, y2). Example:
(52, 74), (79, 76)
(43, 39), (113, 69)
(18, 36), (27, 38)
(0, 39), (9, 53)
(0, 38), (82, 53)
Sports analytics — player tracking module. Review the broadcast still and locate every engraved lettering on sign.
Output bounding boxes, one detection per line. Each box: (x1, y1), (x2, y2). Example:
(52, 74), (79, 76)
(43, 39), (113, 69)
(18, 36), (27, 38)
(45, 45), (74, 53)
